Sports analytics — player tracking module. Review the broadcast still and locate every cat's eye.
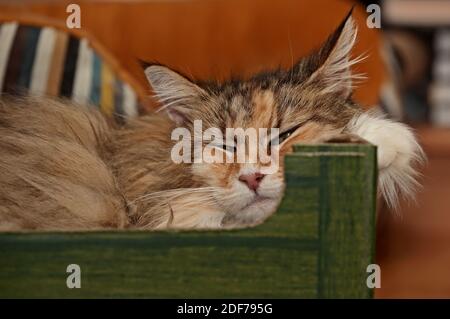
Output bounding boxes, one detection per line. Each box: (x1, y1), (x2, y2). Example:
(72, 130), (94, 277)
(278, 131), (293, 144)
(271, 125), (301, 146)
(221, 136), (238, 153)
(222, 143), (237, 153)
(210, 142), (236, 154)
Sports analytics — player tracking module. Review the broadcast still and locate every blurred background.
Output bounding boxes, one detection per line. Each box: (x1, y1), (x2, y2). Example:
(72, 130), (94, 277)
(0, 0), (449, 298)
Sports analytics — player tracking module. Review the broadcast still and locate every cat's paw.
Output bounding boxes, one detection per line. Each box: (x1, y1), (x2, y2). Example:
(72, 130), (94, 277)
(347, 111), (425, 209)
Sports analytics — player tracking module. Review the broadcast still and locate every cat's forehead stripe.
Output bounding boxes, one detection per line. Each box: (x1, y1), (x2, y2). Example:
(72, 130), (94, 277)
(250, 90), (276, 129)
(228, 95), (248, 126)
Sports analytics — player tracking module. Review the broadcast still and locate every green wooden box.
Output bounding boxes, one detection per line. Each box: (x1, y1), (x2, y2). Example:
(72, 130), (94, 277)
(0, 143), (377, 298)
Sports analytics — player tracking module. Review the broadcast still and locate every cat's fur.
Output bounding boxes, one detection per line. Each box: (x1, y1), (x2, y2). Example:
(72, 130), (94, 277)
(0, 14), (424, 231)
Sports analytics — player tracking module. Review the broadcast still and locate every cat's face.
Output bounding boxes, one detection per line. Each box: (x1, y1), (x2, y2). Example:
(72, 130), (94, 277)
(145, 13), (363, 227)
(187, 87), (353, 226)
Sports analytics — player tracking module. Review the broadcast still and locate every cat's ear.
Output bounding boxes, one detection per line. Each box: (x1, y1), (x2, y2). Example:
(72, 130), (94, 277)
(303, 10), (364, 98)
(144, 64), (207, 125)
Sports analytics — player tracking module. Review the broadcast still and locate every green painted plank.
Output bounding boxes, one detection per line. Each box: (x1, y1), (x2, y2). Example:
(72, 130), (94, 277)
(0, 233), (318, 298)
(301, 144), (376, 298)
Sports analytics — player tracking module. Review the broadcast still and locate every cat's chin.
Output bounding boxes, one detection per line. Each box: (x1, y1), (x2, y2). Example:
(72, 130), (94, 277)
(240, 195), (274, 212)
(221, 196), (281, 228)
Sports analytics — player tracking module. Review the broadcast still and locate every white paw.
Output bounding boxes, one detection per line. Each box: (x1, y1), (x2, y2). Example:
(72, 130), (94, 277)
(347, 111), (425, 209)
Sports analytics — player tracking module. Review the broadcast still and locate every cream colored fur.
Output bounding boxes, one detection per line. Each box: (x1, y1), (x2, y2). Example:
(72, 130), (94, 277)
(347, 111), (425, 209)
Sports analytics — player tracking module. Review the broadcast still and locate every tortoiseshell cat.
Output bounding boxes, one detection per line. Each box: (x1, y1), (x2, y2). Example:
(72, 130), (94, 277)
(0, 14), (423, 231)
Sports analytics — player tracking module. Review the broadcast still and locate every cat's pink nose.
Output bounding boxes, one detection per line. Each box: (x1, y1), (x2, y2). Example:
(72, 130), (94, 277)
(238, 172), (265, 191)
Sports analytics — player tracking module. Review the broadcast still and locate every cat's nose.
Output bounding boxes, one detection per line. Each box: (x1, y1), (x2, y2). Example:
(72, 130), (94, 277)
(238, 172), (265, 191)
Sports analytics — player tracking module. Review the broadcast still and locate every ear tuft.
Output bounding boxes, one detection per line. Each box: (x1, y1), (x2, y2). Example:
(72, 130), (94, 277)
(306, 11), (366, 98)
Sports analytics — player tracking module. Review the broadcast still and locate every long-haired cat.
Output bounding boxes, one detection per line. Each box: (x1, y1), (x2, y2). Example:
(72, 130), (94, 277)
(0, 13), (423, 231)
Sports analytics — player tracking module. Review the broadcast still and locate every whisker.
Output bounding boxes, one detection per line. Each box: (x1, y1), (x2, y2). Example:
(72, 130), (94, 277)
(131, 186), (219, 204)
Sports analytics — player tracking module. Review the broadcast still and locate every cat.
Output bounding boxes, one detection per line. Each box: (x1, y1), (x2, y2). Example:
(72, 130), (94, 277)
(0, 13), (424, 231)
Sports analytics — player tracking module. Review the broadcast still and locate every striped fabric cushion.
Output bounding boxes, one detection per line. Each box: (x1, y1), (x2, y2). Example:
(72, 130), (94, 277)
(0, 22), (140, 121)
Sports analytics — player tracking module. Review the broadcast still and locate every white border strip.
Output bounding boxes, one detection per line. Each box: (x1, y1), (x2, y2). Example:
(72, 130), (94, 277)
(30, 27), (57, 96)
(72, 38), (93, 104)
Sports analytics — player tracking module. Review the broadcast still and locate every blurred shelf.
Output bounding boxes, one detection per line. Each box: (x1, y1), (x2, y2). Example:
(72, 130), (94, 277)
(384, 0), (450, 27)
(377, 124), (450, 298)
(414, 125), (450, 157)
